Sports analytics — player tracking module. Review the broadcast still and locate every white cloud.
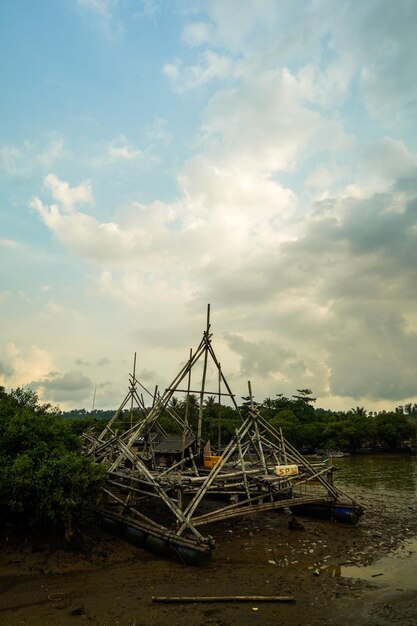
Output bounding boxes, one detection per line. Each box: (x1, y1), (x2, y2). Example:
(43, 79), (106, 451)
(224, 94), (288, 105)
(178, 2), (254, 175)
(0, 238), (24, 249)
(22, 0), (417, 410)
(77, 0), (114, 17)
(37, 137), (66, 168)
(164, 51), (242, 92)
(43, 173), (93, 212)
(336, 1), (417, 128)
(181, 21), (213, 48)
(0, 342), (55, 389)
(107, 137), (143, 160)
(0, 145), (23, 176)
(0, 137), (66, 177)
(38, 299), (84, 322)
(76, 0), (125, 40)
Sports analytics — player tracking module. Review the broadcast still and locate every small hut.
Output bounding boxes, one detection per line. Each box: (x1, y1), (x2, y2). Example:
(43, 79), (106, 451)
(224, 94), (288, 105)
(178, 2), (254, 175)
(154, 435), (196, 468)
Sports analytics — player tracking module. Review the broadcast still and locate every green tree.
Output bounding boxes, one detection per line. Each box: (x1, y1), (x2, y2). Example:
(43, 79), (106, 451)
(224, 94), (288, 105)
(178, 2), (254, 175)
(0, 387), (105, 541)
(270, 409), (301, 447)
(350, 406), (367, 416)
(375, 412), (416, 450)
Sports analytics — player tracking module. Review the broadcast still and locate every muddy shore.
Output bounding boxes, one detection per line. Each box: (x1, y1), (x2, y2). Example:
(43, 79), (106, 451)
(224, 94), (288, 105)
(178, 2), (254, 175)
(0, 488), (416, 626)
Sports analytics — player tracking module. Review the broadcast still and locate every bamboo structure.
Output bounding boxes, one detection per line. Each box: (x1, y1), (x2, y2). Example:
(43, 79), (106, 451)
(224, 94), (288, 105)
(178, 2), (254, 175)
(85, 306), (363, 563)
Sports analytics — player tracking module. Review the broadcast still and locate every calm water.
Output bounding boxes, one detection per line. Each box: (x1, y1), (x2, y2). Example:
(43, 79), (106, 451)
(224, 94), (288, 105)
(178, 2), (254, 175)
(343, 537), (417, 590)
(329, 454), (417, 495)
(331, 454), (417, 588)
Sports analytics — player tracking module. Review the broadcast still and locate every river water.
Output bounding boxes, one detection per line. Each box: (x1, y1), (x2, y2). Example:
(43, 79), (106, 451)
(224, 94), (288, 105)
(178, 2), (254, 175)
(328, 454), (417, 590)
(332, 454), (417, 495)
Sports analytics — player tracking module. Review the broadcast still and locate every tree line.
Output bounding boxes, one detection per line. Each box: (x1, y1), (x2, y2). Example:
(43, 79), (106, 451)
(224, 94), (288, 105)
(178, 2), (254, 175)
(63, 388), (417, 453)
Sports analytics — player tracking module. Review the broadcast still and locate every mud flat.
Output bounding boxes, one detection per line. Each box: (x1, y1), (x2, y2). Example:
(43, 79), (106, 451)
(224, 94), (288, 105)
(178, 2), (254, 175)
(0, 487), (416, 626)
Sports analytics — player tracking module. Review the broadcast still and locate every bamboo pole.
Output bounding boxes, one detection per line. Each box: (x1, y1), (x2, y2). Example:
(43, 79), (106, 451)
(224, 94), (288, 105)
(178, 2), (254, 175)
(257, 416), (344, 501)
(183, 348), (193, 461)
(152, 595), (295, 603)
(248, 382), (267, 474)
(236, 428), (250, 500)
(129, 353), (137, 429)
(113, 439), (206, 540)
(191, 494), (334, 526)
(217, 362), (222, 452)
(197, 304), (211, 455)
(176, 414), (257, 535)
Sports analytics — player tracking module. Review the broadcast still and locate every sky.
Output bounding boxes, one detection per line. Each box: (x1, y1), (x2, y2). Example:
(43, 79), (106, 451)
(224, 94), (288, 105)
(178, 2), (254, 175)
(1, 0), (417, 412)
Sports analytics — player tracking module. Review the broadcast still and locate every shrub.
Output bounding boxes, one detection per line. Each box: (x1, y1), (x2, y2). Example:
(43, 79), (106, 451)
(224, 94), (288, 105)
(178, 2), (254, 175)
(0, 387), (105, 541)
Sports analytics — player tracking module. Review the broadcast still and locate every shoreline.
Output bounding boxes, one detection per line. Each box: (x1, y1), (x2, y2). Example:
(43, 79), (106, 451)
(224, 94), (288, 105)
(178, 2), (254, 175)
(0, 486), (416, 625)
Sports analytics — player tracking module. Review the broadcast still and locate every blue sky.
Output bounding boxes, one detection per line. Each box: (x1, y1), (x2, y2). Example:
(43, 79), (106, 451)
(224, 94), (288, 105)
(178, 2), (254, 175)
(1, 0), (417, 411)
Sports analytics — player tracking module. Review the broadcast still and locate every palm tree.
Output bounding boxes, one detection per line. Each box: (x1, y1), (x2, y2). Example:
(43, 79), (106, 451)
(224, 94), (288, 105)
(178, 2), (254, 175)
(350, 406), (367, 416)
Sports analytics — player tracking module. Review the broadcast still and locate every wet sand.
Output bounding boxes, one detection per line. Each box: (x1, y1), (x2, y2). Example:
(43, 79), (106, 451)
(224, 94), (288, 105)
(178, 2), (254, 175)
(0, 488), (416, 626)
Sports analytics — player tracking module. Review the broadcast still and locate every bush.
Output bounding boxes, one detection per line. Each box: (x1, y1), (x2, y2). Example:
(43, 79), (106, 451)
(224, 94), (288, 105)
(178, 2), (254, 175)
(0, 387), (105, 541)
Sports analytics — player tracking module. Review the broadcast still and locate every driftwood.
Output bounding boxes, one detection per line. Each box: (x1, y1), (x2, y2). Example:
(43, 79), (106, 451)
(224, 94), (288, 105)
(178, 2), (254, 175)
(152, 595), (295, 603)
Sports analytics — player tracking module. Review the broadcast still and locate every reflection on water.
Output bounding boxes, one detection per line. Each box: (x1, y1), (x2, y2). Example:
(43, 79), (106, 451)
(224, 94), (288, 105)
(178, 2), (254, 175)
(342, 537), (417, 589)
(330, 455), (417, 589)
(330, 455), (417, 494)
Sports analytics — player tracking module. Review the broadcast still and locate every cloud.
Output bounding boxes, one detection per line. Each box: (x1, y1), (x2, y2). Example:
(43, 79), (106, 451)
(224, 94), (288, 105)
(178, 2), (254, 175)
(37, 137), (66, 168)
(77, 0), (114, 16)
(30, 95), (417, 407)
(164, 51), (241, 92)
(145, 118), (172, 144)
(0, 361), (14, 378)
(224, 332), (307, 380)
(38, 299), (84, 322)
(43, 173), (93, 212)
(31, 370), (93, 403)
(0, 137), (66, 177)
(31, 190), (158, 264)
(270, 181), (417, 401)
(0, 145), (23, 176)
(181, 21), (213, 48)
(326, 302), (417, 400)
(0, 238), (24, 250)
(107, 137), (143, 161)
(181, 0), (417, 132)
(107, 145), (141, 161)
(26, 0), (417, 410)
(76, 358), (90, 366)
(76, 0), (124, 39)
(0, 342), (55, 389)
(138, 368), (158, 382)
(336, 1), (417, 128)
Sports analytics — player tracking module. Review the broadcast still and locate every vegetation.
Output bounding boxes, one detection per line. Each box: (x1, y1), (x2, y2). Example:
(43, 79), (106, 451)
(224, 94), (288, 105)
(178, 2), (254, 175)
(63, 388), (417, 454)
(4, 382), (413, 547)
(0, 387), (105, 541)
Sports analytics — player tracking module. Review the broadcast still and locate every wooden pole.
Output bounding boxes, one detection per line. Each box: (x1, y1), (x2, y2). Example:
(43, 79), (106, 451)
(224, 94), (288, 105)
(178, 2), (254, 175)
(152, 595), (295, 603)
(248, 382), (267, 474)
(198, 304), (211, 455)
(130, 352), (137, 429)
(280, 427), (288, 465)
(217, 362), (222, 452)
